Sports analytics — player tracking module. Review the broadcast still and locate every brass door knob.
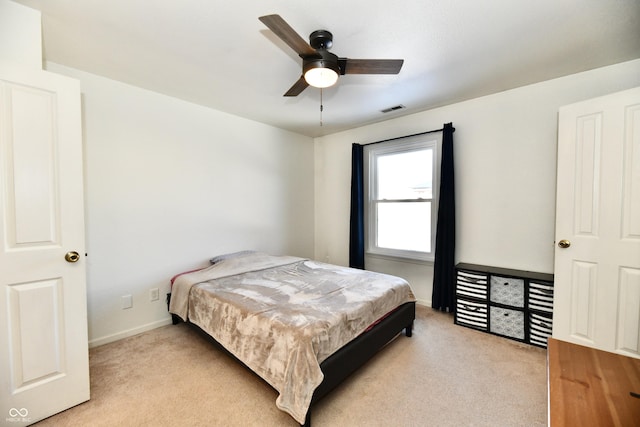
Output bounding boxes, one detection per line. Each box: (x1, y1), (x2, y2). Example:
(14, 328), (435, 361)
(65, 251), (80, 263)
(558, 240), (571, 249)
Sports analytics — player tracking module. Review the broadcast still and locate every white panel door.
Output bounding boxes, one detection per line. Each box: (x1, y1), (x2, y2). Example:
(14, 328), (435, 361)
(553, 86), (640, 358)
(0, 62), (89, 424)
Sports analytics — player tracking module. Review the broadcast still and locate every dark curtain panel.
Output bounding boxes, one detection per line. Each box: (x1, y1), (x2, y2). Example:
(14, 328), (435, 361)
(432, 123), (456, 312)
(349, 143), (365, 269)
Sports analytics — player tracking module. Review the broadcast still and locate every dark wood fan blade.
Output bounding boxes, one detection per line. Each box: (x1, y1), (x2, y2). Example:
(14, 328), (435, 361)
(341, 59), (404, 75)
(284, 76), (309, 97)
(259, 14), (316, 57)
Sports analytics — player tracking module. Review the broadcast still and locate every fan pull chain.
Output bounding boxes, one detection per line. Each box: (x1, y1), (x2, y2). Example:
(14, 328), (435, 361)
(320, 88), (323, 126)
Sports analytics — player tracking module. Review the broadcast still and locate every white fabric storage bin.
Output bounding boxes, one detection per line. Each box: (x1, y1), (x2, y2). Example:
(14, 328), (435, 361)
(528, 281), (554, 313)
(529, 312), (553, 347)
(455, 298), (488, 330)
(456, 270), (488, 300)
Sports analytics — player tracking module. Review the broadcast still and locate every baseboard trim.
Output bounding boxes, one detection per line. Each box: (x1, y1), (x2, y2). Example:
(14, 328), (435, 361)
(89, 317), (173, 348)
(416, 298), (431, 307)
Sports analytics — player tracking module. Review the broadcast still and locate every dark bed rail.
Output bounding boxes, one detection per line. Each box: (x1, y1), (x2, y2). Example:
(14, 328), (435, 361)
(303, 301), (415, 426)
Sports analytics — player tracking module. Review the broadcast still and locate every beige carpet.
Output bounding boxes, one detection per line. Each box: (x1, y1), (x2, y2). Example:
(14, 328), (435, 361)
(35, 305), (547, 426)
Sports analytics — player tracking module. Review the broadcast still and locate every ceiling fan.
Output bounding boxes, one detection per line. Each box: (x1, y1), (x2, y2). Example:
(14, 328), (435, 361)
(259, 14), (404, 97)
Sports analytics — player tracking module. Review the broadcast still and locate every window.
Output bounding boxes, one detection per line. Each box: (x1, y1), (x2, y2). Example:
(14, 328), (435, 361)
(364, 133), (441, 261)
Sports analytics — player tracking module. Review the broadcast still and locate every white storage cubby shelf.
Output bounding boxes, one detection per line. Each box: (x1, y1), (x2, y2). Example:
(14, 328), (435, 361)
(454, 263), (554, 348)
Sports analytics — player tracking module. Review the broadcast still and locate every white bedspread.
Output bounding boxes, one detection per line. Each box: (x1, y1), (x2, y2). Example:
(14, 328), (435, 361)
(169, 251), (415, 424)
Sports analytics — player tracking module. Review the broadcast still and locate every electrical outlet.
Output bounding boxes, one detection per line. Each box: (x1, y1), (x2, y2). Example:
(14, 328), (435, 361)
(121, 294), (133, 309)
(150, 288), (159, 302)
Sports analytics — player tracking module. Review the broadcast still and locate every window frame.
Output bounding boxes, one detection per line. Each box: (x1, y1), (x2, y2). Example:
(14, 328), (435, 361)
(363, 133), (442, 262)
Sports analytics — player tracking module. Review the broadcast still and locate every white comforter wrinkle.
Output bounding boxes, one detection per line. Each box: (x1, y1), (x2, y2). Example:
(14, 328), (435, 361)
(168, 252), (303, 320)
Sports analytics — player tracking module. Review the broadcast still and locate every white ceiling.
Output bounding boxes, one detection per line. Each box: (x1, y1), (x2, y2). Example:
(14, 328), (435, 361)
(14, 0), (640, 137)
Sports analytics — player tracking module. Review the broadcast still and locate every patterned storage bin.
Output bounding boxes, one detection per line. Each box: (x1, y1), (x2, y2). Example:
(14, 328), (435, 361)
(489, 306), (525, 340)
(490, 275), (525, 307)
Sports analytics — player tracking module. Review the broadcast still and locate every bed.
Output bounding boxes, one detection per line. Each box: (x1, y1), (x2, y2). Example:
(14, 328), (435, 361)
(168, 251), (416, 426)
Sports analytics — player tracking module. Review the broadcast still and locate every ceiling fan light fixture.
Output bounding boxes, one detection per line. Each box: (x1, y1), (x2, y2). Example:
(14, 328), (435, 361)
(304, 64), (339, 88)
(303, 52), (340, 88)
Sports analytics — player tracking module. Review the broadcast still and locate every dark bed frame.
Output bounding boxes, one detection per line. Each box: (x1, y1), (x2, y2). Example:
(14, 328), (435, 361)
(168, 294), (415, 427)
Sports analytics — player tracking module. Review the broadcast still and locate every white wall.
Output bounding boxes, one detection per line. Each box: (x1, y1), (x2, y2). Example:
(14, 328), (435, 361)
(314, 59), (640, 306)
(0, 0), (41, 68)
(8, 0), (639, 340)
(46, 63), (315, 346)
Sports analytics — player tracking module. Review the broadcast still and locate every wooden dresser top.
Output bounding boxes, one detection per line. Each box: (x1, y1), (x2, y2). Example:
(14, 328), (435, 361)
(548, 338), (640, 426)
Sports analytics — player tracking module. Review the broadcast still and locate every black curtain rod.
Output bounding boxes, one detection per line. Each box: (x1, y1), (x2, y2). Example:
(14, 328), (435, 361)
(360, 125), (455, 146)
